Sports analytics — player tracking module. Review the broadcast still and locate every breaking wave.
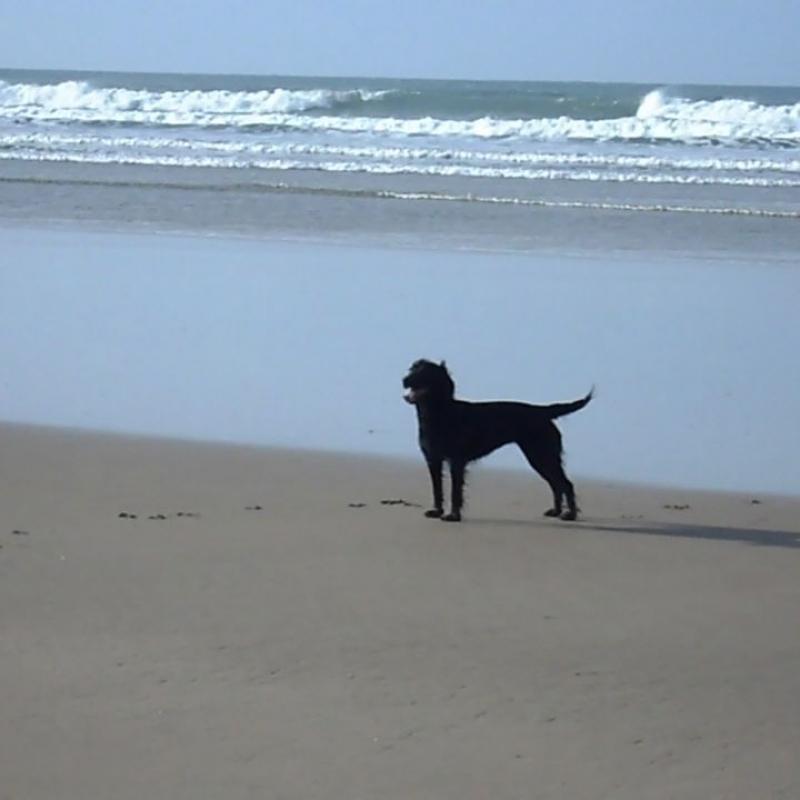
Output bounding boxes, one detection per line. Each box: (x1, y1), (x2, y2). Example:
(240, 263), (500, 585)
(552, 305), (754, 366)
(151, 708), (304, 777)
(634, 88), (800, 144)
(0, 79), (392, 119)
(1, 80), (799, 147)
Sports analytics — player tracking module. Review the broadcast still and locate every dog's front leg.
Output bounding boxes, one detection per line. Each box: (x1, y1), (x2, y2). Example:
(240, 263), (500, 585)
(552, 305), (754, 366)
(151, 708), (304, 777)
(424, 455), (444, 518)
(443, 459), (465, 522)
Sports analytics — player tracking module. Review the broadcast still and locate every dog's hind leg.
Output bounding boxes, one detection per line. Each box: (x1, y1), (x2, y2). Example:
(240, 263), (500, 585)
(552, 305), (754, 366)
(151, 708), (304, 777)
(519, 443), (577, 520)
(560, 473), (579, 521)
(424, 455), (444, 518)
(443, 459), (466, 522)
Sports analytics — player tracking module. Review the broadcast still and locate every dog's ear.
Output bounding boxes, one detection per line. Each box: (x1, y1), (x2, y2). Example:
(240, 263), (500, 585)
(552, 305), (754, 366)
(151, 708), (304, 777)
(440, 360), (447, 368)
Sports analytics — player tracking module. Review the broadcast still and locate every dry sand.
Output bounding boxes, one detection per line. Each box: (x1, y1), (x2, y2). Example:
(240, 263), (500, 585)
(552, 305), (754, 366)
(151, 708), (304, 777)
(2, 422), (799, 799)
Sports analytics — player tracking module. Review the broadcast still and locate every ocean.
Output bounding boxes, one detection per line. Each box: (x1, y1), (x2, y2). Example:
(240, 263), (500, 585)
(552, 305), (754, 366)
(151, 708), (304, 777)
(2, 69), (800, 490)
(1, 68), (799, 252)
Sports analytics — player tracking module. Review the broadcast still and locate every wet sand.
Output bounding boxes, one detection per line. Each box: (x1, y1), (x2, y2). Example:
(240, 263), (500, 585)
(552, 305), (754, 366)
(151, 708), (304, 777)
(2, 423), (799, 799)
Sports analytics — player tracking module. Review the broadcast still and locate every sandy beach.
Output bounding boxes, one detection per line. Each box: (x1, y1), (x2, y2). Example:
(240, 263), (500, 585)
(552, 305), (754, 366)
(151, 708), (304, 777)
(2, 97), (799, 797)
(3, 43), (800, 800)
(2, 422), (799, 799)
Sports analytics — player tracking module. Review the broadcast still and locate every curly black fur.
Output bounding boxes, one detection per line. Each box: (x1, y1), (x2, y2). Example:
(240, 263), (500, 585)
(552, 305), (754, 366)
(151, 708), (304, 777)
(403, 359), (592, 521)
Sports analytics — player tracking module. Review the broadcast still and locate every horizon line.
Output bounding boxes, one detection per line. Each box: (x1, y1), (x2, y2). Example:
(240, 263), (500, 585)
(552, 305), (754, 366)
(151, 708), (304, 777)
(1, 64), (798, 92)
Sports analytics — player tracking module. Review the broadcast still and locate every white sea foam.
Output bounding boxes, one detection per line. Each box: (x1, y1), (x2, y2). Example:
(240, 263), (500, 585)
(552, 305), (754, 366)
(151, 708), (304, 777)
(263, 107), (800, 146)
(4, 132), (799, 175)
(374, 190), (800, 218)
(4, 146), (800, 189)
(638, 88), (800, 127)
(635, 88), (800, 141)
(0, 79), (391, 118)
(2, 79), (799, 147)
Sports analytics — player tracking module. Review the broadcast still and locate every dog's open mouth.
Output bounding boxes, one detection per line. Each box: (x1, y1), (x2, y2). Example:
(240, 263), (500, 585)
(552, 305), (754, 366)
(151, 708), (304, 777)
(403, 387), (425, 404)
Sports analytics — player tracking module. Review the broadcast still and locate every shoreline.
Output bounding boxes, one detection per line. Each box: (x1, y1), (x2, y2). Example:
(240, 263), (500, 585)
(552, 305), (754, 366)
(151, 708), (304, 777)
(4, 419), (800, 505)
(3, 225), (799, 495)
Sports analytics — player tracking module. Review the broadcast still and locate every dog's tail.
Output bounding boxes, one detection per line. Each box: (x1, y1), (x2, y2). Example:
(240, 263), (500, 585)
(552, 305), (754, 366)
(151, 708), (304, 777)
(544, 388), (594, 420)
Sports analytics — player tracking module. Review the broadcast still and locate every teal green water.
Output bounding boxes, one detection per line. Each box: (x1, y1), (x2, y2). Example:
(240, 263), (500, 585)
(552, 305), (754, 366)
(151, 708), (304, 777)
(2, 66), (799, 120)
(1, 67), (799, 228)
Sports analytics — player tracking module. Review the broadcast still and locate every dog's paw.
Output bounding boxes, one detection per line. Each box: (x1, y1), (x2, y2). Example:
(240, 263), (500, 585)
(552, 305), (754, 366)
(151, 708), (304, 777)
(441, 512), (462, 522)
(424, 508), (444, 518)
(543, 508), (562, 518)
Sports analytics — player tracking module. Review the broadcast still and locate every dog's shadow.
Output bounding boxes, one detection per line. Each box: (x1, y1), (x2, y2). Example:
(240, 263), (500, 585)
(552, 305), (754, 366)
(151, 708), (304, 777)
(463, 516), (800, 549)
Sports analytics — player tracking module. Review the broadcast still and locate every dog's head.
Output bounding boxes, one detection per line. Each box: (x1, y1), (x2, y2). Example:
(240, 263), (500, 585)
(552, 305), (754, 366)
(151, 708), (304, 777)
(402, 359), (455, 404)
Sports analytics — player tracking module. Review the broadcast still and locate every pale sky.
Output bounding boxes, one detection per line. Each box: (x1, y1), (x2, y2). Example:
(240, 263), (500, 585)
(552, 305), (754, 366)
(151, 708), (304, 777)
(2, 0), (798, 85)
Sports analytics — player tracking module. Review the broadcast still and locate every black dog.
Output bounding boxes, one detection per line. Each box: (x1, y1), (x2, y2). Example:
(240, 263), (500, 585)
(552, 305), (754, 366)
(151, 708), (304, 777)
(403, 359), (592, 521)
